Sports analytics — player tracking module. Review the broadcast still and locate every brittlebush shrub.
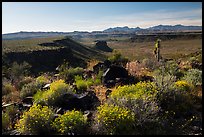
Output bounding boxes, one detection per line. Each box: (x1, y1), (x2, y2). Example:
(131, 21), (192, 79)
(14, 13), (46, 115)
(15, 104), (55, 135)
(93, 103), (135, 135)
(108, 82), (164, 135)
(34, 79), (73, 106)
(110, 81), (158, 100)
(174, 80), (193, 92)
(52, 110), (87, 135)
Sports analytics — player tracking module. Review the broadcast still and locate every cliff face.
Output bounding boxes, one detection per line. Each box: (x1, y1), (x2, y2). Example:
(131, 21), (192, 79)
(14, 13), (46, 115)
(3, 47), (86, 74)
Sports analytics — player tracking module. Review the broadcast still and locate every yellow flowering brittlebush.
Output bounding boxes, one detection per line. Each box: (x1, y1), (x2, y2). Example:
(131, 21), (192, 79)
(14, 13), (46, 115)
(34, 79), (72, 106)
(50, 79), (68, 91)
(96, 103), (135, 135)
(51, 110), (87, 134)
(15, 104), (55, 135)
(110, 81), (158, 100)
(174, 80), (193, 92)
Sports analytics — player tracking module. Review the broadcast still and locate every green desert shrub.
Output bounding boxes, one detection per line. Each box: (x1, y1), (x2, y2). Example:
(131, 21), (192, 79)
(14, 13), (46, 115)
(74, 75), (94, 92)
(20, 81), (40, 99)
(142, 58), (159, 71)
(157, 89), (193, 119)
(36, 75), (50, 87)
(9, 61), (31, 82)
(17, 76), (34, 90)
(182, 69), (202, 86)
(153, 67), (177, 93)
(2, 111), (12, 132)
(93, 70), (103, 85)
(2, 82), (16, 96)
(15, 104), (55, 135)
(93, 103), (135, 135)
(59, 67), (84, 83)
(108, 50), (129, 66)
(52, 110), (87, 135)
(2, 105), (20, 133)
(34, 80), (73, 106)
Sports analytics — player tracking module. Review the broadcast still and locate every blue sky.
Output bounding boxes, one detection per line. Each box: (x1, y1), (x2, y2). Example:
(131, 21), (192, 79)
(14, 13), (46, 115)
(2, 2), (202, 34)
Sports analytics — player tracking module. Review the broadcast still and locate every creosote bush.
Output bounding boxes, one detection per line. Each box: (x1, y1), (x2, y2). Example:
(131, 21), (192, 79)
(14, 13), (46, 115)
(15, 104), (55, 135)
(93, 103), (135, 135)
(51, 110), (87, 135)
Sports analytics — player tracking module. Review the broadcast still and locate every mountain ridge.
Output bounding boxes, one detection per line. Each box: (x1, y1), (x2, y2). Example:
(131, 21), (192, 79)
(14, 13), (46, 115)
(3, 24), (202, 40)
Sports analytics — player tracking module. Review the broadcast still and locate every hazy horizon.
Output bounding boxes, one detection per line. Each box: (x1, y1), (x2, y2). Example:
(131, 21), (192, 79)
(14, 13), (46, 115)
(2, 2), (202, 34)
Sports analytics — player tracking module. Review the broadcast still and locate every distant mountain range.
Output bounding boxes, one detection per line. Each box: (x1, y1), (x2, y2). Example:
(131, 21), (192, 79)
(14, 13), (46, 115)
(103, 26), (142, 33)
(2, 24), (202, 40)
(103, 24), (202, 33)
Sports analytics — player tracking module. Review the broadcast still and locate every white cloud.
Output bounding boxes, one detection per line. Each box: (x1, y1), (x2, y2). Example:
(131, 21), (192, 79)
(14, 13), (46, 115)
(72, 8), (202, 31)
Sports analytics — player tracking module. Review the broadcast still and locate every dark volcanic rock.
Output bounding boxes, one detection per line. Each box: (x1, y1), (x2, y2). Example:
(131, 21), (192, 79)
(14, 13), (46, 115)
(93, 60), (111, 74)
(58, 91), (100, 111)
(94, 41), (113, 52)
(102, 65), (129, 87)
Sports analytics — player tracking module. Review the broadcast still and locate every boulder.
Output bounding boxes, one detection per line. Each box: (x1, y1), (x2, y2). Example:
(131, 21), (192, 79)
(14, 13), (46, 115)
(78, 90), (100, 111)
(22, 96), (33, 105)
(93, 60), (112, 74)
(102, 65), (129, 87)
(58, 91), (100, 111)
